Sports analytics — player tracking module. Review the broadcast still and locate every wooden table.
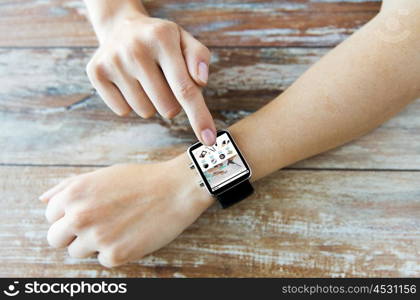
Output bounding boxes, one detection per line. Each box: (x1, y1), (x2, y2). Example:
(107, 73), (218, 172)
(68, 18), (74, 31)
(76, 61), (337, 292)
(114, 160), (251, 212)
(1, 0), (419, 277)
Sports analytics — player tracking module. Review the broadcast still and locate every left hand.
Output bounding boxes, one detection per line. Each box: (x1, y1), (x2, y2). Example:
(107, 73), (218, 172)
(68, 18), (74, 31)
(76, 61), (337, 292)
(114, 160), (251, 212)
(39, 156), (213, 267)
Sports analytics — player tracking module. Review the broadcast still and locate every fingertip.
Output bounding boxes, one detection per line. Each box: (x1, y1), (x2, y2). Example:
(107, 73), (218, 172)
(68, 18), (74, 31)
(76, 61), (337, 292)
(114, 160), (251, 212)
(38, 189), (54, 203)
(39, 196), (48, 203)
(200, 128), (216, 146)
(115, 108), (132, 117)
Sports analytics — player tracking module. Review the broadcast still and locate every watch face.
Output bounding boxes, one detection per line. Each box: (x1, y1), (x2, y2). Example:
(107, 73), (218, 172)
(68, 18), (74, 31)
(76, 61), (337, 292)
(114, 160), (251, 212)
(188, 130), (251, 195)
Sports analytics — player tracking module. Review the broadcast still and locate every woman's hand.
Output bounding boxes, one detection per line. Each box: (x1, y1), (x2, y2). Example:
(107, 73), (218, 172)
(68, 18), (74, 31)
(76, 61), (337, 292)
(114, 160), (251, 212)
(39, 156), (214, 267)
(86, 11), (216, 145)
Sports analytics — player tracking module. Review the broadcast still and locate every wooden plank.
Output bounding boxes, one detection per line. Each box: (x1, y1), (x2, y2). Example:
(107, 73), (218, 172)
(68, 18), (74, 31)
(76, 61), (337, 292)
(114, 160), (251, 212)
(0, 0), (381, 47)
(1, 107), (420, 169)
(0, 47), (419, 169)
(1, 166), (419, 277)
(0, 47), (325, 112)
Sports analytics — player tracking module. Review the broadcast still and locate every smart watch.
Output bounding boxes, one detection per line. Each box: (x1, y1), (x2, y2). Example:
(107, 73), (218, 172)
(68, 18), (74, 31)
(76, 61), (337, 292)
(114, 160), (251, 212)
(188, 129), (254, 208)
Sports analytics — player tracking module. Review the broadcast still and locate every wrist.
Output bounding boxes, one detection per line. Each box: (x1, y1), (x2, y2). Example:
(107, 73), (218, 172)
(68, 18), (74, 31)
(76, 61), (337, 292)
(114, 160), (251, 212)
(169, 153), (215, 213)
(89, 5), (148, 44)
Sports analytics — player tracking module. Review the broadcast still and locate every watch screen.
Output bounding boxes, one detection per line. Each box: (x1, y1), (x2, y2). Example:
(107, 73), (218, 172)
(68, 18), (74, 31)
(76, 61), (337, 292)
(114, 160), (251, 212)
(190, 131), (250, 193)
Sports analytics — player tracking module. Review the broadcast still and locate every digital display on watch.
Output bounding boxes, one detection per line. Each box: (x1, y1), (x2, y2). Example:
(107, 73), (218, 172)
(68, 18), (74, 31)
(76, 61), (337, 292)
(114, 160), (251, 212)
(188, 130), (251, 195)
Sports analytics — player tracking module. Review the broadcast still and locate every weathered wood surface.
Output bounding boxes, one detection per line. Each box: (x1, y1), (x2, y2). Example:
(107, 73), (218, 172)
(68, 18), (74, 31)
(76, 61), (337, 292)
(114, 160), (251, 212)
(0, 0), (381, 47)
(2, 104), (420, 169)
(1, 166), (419, 277)
(1, 47), (419, 169)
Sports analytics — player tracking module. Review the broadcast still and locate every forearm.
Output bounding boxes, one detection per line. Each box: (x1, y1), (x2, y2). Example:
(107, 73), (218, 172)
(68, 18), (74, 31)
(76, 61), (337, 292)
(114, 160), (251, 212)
(83, 0), (148, 42)
(231, 9), (420, 181)
(178, 7), (419, 186)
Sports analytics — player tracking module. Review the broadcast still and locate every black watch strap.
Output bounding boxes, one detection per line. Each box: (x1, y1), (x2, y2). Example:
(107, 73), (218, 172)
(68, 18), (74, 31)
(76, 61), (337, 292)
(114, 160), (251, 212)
(216, 179), (254, 209)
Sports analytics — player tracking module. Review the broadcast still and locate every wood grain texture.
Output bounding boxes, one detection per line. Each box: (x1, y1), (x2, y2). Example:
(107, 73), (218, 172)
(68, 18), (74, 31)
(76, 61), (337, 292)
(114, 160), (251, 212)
(1, 105), (420, 169)
(0, 47), (324, 112)
(0, 0), (381, 47)
(0, 47), (419, 169)
(1, 166), (419, 277)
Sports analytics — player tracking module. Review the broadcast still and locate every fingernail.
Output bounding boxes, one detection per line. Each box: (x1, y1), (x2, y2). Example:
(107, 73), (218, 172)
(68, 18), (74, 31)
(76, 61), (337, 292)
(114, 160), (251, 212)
(201, 128), (216, 146)
(198, 62), (208, 84)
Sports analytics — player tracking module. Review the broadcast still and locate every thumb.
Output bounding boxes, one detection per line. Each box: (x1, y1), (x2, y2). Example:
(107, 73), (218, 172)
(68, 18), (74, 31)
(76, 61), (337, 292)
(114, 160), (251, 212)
(180, 29), (211, 87)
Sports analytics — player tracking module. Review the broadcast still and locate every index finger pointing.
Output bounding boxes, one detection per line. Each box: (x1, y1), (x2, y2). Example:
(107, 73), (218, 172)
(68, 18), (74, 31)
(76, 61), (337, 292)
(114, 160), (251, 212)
(158, 46), (216, 145)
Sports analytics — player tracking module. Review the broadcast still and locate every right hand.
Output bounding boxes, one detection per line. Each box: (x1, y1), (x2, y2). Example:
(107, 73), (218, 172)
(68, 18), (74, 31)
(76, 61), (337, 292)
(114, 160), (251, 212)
(86, 13), (216, 145)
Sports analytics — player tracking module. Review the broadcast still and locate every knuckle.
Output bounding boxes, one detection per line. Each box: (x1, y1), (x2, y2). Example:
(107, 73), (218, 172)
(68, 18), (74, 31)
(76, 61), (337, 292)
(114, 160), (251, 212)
(68, 210), (90, 231)
(177, 79), (197, 100)
(148, 21), (177, 41)
(108, 52), (122, 67)
(124, 40), (144, 59)
(86, 60), (108, 81)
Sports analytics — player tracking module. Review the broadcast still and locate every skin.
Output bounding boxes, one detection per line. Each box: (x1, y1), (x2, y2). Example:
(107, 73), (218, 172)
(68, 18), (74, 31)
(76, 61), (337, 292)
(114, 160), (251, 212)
(83, 0), (217, 145)
(40, 0), (420, 268)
